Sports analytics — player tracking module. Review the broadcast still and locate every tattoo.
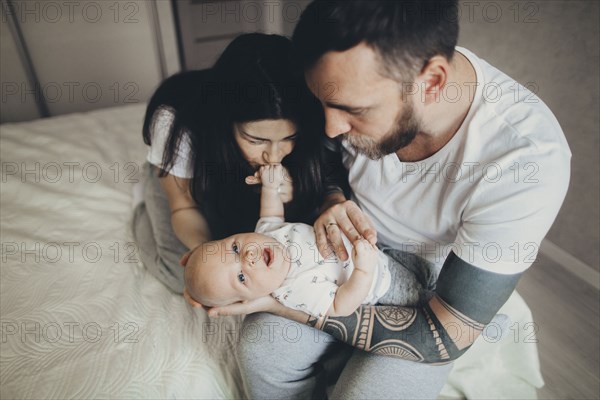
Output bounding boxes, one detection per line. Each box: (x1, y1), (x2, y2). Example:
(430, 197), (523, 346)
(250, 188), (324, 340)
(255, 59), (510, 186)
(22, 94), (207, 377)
(375, 306), (417, 330)
(436, 295), (484, 332)
(319, 251), (523, 363)
(321, 304), (434, 362)
(306, 315), (319, 328)
(422, 306), (449, 360)
(354, 306), (372, 348)
(436, 252), (522, 323)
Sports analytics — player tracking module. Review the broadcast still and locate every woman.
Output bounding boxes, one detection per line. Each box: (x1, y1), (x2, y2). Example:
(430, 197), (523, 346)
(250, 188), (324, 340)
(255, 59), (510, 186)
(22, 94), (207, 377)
(132, 33), (340, 293)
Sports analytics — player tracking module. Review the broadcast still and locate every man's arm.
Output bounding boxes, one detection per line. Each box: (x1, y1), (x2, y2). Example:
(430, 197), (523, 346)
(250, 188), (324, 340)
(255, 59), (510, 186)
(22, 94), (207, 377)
(207, 253), (521, 363)
(311, 252), (521, 363)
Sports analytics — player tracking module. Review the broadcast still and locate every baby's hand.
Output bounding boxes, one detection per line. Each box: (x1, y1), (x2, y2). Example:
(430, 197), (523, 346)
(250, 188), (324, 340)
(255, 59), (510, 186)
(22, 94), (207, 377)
(245, 164), (294, 203)
(258, 164), (285, 190)
(351, 238), (378, 273)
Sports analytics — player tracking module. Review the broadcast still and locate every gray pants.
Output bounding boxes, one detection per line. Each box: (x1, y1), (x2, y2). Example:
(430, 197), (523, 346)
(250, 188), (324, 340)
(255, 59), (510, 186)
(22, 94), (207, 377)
(238, 318), (452, 400)
(377, 246), (438, 306)
(131, 162), (188, 294)
(237, 251), (453, 400)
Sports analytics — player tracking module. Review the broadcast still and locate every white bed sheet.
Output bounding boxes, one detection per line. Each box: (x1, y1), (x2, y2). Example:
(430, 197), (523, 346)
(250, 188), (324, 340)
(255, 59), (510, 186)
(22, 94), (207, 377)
(1, 104), (544, 399)
(1, 105), (243, 398)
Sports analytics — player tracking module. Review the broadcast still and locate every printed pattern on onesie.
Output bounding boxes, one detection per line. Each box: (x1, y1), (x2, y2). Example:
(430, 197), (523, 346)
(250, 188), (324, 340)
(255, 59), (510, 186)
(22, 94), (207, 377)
(255, 216), (391, 318)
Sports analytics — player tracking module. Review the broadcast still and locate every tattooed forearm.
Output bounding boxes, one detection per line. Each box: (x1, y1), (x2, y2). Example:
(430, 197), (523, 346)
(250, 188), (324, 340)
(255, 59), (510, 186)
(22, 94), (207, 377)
(306, 315), (319, 328)
(317, 251), (522, 363)
(319, 301), (460, 362)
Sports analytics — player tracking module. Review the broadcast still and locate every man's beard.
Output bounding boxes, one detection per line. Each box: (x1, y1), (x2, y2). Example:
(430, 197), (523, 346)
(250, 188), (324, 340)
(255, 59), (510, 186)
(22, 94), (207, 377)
(345, 103), (419, 160)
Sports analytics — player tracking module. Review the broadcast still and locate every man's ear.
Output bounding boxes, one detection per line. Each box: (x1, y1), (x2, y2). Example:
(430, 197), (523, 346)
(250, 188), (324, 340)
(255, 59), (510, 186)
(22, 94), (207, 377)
(418, 55), (449, 106)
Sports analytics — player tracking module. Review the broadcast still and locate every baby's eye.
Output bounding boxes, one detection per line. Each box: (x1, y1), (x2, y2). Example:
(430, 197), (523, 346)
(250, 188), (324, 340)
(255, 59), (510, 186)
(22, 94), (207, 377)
(237, 271), (246, 284)
(232, 242), (239, 254)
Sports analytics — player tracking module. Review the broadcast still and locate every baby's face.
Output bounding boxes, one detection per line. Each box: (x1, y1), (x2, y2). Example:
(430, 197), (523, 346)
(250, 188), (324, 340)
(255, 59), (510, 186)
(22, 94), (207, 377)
(184, 232), (291, 307)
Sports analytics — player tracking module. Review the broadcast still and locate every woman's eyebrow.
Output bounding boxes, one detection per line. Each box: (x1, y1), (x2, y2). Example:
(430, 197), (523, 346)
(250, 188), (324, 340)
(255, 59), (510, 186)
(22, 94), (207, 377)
(240, 130), (297, 141)
(240, 130), (269, 141)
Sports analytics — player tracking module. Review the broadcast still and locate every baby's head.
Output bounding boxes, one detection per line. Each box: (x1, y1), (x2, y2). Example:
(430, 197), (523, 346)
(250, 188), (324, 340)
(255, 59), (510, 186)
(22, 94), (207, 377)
(183, 232), (291, 307)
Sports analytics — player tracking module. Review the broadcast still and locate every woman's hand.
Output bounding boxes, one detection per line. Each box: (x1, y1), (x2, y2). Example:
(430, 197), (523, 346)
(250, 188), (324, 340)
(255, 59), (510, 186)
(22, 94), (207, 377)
(245, 165), (294, 203)
(207, 295), (282, 317)
(314, 200), (378, 261)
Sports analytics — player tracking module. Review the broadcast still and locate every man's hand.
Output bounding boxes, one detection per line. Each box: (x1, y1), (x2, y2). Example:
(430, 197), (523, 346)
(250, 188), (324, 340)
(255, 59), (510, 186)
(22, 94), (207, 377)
(183, 287), (204, 309)
(183, 291), (280, 316)
(314, 200), (377, 261)
(245, 164), (293, 203)
(351, 238), (378, 273)
(207, 295), (282, 317)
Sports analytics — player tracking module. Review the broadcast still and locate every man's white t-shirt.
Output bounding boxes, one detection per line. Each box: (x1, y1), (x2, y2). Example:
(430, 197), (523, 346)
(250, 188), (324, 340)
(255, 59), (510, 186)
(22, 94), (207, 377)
(256, 217), (391, 318)
(341, 47), (571, 275)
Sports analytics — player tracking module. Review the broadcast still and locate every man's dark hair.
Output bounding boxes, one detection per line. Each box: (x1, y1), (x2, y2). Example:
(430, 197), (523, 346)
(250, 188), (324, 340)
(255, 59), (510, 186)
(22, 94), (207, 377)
(292, 0), (460, 80)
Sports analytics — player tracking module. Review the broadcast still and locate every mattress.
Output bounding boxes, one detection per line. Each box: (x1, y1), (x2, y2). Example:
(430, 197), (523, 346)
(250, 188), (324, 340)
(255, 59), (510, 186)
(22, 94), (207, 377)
(0, 104), (544, 399)
(0, 105), (243, 398)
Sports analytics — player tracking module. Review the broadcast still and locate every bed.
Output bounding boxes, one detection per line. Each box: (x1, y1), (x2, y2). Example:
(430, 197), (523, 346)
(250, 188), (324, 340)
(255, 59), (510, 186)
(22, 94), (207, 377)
(0, 104), (544, 399)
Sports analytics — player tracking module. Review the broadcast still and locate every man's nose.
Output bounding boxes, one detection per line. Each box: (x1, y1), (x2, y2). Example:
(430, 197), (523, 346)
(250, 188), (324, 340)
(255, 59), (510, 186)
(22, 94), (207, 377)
(324, 109), (351, 138)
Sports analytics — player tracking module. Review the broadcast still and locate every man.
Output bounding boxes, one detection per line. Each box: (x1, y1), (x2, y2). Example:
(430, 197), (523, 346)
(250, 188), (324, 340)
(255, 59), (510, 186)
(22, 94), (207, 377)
(210, 1), (571, 398)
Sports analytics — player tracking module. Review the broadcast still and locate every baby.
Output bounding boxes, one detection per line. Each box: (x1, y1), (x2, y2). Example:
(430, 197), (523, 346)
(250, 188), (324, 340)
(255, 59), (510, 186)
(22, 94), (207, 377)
(182, 164), (431, 318)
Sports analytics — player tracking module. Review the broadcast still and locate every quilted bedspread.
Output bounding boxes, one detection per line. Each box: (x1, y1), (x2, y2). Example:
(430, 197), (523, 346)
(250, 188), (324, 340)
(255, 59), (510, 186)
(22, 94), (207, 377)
(0, 105), (243, 398)
(0, 104), (543, 399)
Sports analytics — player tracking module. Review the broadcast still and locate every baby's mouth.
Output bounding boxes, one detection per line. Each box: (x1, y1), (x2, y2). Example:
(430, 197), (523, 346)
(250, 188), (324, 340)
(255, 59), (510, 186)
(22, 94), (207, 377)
(263, 248), (273, 267)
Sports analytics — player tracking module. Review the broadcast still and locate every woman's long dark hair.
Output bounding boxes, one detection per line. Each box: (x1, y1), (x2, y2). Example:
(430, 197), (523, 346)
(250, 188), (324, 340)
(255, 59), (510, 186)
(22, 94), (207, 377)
(142, 33), (326, 239)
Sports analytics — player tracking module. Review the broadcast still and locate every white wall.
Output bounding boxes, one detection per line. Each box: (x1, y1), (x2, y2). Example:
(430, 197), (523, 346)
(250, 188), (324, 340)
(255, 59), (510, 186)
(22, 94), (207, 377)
(456, 0), (600, 271)
(2, 0), (597, 272)
(279, 0), (600, 272)
(1, 2), (41, 122)
(175, 0), (289, 70)
(0, 0), (180, 123)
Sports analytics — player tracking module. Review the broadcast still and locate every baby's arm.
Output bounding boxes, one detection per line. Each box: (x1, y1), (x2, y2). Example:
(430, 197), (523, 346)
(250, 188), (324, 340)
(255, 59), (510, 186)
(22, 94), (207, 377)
(258, 164), (286, 218)
(327, 239), (378, 317)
